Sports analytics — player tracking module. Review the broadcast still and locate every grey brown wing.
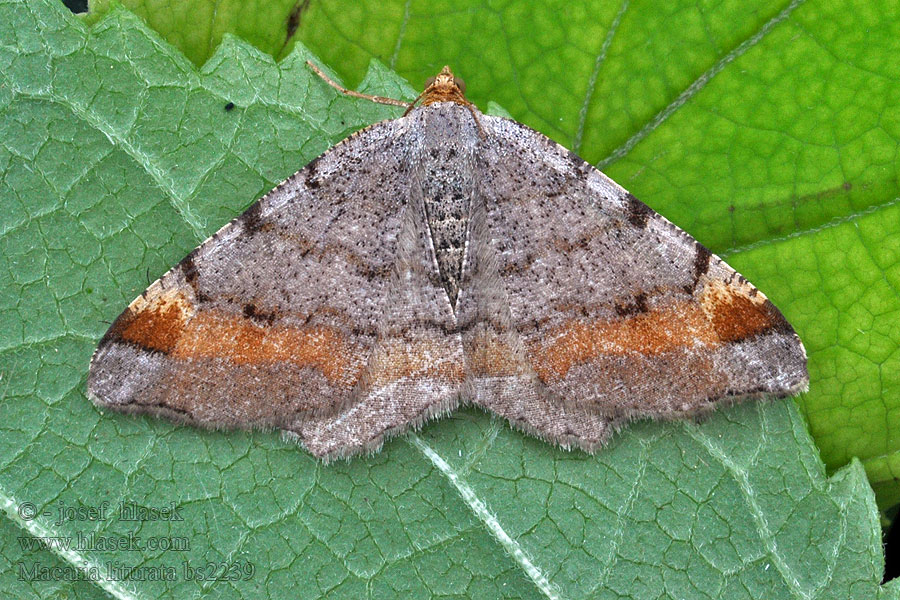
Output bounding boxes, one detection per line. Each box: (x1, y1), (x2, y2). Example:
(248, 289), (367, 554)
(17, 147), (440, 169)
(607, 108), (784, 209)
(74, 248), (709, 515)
(465, 115), (808, 449)
(88, 117), (464, 458)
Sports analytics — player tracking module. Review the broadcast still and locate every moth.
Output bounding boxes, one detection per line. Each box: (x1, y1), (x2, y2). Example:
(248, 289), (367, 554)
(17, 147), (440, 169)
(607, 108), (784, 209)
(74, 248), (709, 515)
(88, 65), (808, 460)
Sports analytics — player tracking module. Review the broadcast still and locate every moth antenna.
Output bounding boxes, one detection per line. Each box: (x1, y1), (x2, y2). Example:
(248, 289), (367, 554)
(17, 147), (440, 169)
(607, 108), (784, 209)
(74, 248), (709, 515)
(464, 103), (486, 139)
(401, 89), (430, 116)
(306, 61), (409, 109)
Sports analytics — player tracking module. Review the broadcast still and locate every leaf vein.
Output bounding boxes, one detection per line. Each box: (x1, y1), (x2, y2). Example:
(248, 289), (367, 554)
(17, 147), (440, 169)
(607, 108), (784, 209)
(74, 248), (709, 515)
(721, 196), (900, 257)
(685, 417), (812, 600)
(0, 482), (146, 600)
(573, 0), (629, 153)
(409, 434), (561, 600)
(596, 0), (808, 170)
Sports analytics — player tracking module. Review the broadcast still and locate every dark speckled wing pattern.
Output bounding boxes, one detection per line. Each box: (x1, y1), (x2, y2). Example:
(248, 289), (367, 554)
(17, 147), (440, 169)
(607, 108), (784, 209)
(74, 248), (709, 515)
(88, 97), (808, 460)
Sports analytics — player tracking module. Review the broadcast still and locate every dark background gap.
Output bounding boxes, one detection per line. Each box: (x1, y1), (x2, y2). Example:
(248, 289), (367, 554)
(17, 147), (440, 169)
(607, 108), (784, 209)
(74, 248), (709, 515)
(62, 0), (86, 13)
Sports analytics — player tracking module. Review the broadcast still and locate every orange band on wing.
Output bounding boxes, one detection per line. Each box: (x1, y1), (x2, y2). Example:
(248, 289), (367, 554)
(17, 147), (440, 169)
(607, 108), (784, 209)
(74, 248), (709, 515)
(110, 286), (194, 353)
(109, 286), (466, 390)
(700, 278), (788, 343)
(533, 303), (716, 381)
(534, 281), (788, 382)
(169, 310), (358, 384)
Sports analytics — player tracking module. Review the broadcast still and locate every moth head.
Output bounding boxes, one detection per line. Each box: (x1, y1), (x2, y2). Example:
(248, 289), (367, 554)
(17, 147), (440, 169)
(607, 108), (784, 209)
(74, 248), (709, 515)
(421, 66), (469, 106)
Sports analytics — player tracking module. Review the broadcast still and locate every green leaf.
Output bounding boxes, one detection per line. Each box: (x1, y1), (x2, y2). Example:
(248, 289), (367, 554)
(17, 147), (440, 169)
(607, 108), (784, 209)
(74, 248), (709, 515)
(77, 0), (900, 511)
(82, 0), (302, 67)
(292, 0), (900, 511)
(1, 1), (898, 599)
